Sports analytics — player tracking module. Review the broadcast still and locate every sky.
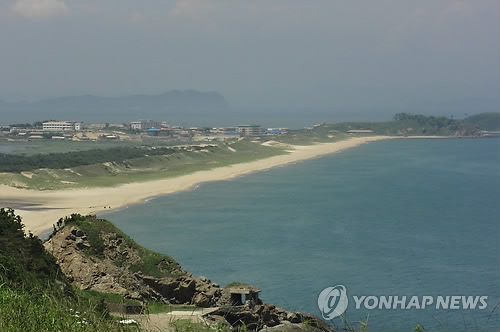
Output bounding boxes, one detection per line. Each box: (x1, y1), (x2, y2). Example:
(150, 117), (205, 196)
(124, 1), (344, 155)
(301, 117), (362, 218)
(0, 0), (498, 113)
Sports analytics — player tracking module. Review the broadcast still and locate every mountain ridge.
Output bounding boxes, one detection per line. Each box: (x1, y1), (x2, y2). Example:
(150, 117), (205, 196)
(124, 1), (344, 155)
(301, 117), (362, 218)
(0, 90), (230, 124)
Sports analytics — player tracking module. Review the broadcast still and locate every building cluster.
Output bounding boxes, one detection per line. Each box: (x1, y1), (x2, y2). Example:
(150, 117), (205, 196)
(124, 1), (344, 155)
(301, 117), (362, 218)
(0, 119), (289, 142)
(130, 120), (169, 131)
(236, 124), (289, 137)
(142, 122), (288, 142)
(2, 121), (121, 141)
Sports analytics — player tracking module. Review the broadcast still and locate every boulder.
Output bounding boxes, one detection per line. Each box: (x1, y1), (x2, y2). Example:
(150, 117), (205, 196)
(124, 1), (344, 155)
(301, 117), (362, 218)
(286, 313), (334, 332)
(172, 278), (196, 303)
(193, 292), (211, 307)
(258, 322), (324, 332)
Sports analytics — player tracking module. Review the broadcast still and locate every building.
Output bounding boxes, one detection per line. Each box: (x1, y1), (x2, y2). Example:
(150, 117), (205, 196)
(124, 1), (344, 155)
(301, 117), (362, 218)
(131, 120), (164, 131)
(87, 123), (107, 130)
(237, 124), (264, 137)
(146, 128), (160, 136)
(73, 122), (86, 131)
(108, 123), (126, 129)
(131, 121), (142, 130)
(43, 121), (75, 131)
(266, 128), (289, 135)
(228, 285), (262, 306)
(159, 128), (171, 136)
(480, 131), (500, 137)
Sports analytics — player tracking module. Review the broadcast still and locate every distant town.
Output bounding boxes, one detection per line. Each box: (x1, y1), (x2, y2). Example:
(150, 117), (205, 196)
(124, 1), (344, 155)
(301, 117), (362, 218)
(0, 120), (291, 142)
(2, 113), (498, 144)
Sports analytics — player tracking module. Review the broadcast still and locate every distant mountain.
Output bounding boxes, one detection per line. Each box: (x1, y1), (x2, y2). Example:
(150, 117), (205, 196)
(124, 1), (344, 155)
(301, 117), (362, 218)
(0, 90), (231, 125)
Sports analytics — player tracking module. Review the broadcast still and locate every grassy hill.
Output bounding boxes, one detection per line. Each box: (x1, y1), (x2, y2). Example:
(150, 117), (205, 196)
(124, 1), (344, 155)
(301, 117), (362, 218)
(270, 112), (497, 146)
(56, 213), (184, 279)
(0, 208), (133, 332)
(324, 113), (481, 136)
(464, 112), (500, 131)
(0, 209), (225, 332)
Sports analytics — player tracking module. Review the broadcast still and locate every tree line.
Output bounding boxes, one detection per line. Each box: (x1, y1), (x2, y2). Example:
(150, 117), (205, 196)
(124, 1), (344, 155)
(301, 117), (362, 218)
(0, 146), (177, 172)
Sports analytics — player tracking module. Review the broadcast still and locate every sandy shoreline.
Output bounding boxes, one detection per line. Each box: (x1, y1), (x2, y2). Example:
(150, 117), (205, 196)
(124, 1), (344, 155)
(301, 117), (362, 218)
(0, 136), (392, 235)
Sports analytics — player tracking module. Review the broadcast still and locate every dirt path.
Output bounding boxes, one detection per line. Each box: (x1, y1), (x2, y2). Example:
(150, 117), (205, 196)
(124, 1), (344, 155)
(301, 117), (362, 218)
(123, 308), (219, 331)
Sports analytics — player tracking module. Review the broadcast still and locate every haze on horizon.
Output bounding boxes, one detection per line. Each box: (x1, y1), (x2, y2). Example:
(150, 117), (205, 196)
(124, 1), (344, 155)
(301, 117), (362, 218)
(0, 0), (498, 115)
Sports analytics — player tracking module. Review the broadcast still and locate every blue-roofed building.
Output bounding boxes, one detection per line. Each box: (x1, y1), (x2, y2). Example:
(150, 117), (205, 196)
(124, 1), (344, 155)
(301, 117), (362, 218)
(266, 128), (289, 135)
(146, 128), (160, 136)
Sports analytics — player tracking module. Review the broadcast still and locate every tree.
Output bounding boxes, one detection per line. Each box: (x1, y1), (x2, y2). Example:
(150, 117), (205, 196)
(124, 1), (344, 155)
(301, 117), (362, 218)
(0, 208), (63, 288)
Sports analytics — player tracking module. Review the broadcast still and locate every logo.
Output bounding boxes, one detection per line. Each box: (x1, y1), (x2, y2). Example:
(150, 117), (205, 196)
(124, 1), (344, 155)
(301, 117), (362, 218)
(317, 284), (489, 320)
(318, 285), (349, 320)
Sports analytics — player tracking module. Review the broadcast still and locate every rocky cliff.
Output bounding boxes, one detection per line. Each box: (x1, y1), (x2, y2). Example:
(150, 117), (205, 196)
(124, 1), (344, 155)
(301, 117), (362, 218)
(45, 215), (334, 332)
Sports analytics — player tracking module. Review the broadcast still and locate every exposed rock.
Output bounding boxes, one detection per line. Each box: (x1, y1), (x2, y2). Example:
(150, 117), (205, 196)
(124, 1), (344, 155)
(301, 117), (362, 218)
(173, 277), (196, 303)
(45, 223), (334, 332)
(258, 322), (324, 332)
(193, 292), (211, 307)
(205, 314), (232, 331)
(284, 313), (334, 332)
(208, 304), (334, 332)
(45, 226), (223, 304)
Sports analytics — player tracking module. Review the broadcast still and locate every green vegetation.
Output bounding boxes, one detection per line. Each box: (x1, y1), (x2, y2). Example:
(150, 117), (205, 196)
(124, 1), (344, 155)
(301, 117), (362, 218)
(464, 112), (500, 131)
(8, 121), (43, 128)
(59, 214), (184, 278)
(0, 208), (136, 332)
(77, 289), (141, 306)
(325, 113), (481, 136)
(0, 286), (139, 332)
(0, 139), (207, 156)
(0, 140), (287, 190)
(272, 127), (350, 146)
(262, 112), (498, 145)
(0, 208), (63, 289)
(0, 112), (496, 190)
(225, 281), (251, 288)
(146, 302), (200, 314)
(0, 208), (208, 332)
(0, 140), (140, 155)
(0, 146), (178, 172)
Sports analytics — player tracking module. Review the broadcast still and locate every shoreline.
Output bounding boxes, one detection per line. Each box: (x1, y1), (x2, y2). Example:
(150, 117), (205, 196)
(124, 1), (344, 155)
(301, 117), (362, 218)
(0, 136), (394, 235)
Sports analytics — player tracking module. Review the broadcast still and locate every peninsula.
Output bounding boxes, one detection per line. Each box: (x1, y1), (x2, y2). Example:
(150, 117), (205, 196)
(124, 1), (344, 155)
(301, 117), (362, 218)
(1, 112), (498, 235)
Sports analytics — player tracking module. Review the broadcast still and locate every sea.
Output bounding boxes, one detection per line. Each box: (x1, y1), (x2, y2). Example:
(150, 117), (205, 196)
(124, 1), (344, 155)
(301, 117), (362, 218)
(103, 138), (500, 332)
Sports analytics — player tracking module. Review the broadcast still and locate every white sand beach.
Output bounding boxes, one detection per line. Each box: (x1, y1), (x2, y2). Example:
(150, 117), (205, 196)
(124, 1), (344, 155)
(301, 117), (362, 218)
(0, 136), (392, 235)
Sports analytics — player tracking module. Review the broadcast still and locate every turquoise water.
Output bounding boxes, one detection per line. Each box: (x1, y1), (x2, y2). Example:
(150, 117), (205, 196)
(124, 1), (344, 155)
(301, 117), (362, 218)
(104, 138), (500, 331)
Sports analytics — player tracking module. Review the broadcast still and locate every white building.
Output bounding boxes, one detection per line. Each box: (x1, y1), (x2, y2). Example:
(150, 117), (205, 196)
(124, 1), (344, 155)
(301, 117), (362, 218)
(43, 121), (75, 131)
(74, 122), (85, 131)
(131, 120), (165, 131)
(131, 121), (143, 130)
(238, 124), (264, 137)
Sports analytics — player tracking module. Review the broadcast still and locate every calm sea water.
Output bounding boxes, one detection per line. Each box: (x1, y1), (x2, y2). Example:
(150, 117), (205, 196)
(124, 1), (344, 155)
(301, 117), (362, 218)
(104, 138), (500, 331)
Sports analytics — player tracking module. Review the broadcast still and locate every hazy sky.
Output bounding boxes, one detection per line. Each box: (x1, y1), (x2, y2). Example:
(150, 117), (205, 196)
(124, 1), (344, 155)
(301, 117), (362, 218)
(0, 0), (498, 111)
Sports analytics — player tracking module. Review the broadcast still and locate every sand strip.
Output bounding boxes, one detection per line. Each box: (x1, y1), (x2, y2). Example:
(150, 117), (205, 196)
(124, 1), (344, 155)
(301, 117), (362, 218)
(0, 136), (392, 235)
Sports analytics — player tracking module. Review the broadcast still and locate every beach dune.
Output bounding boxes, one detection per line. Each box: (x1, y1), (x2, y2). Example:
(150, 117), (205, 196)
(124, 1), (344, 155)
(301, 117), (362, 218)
(0, 136), (390, 235)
